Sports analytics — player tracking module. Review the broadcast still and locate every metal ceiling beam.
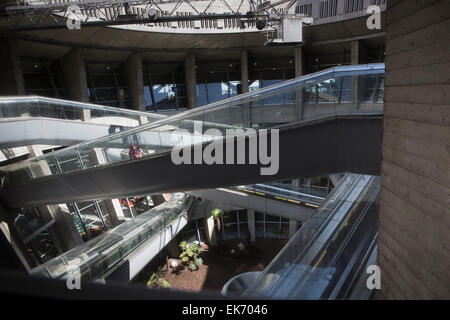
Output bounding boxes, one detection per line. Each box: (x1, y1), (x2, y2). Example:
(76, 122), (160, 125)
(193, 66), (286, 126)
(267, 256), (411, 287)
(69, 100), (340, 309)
(0, 0), (299, 32)
(0, 12), (272, 31)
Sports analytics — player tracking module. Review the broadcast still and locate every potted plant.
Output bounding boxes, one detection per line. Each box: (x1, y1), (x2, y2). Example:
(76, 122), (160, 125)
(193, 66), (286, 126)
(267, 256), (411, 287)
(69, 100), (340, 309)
(147, 267), (171, 289)
(211, 208), (224, 232)
(179, 241), (205, 271)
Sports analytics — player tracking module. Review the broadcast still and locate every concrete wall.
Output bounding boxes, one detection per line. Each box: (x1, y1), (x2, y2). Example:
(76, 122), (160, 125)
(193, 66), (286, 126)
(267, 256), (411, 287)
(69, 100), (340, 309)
(378, 0), (450, 299)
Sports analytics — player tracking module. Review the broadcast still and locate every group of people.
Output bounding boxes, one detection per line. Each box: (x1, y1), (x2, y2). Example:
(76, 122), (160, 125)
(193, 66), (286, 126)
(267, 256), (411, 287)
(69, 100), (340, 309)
(129, 144), (144, 160)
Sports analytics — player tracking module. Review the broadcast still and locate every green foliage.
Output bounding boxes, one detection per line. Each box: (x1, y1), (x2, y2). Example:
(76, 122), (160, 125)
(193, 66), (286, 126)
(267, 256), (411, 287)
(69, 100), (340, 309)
(195, 257), (203, 266)
(179, 241), (205, 271)
(211, 208), (224, 232)
(188, 262), (197, 271)
(211, 208), (224, 219)
(147, 268), (171, 289)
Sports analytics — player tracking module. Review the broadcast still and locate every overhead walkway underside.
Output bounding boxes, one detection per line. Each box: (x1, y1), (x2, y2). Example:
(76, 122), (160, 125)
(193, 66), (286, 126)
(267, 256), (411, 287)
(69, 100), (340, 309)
(188, 182), (328, 222)
(0, 64), (384, 209)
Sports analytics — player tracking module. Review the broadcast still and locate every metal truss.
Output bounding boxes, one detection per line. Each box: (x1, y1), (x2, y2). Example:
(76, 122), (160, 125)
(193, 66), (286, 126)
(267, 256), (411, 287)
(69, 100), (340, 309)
(0, 0), (299, 31)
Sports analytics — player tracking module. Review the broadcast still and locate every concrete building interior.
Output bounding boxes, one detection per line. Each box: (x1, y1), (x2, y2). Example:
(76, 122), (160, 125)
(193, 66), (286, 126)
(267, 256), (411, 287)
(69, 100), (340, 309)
(0, 0), (448, 300)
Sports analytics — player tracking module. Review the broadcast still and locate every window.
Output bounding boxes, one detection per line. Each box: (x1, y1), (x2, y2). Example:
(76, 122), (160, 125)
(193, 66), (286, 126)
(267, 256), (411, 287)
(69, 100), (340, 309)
(249, 57), (296, 108)
(254, 212), (290, 239)
(320, 0), (338, 18)
(344, 0), (364, 13)
(196, 61), (241, 107)
(295, 3), (313, 16)
(216, 210), (250, 240)
(144, 63), (187, 111)
(370, 0), (385, 5)
(86, 62), (130, 108)
(22, 57), (67, 98)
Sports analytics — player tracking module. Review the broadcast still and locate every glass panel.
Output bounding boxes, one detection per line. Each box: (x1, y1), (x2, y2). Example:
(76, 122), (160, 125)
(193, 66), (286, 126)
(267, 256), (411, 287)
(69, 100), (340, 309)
(0, 64), (385, 187)
(244, 174), (381, 299)
(30, 193), (192, 281)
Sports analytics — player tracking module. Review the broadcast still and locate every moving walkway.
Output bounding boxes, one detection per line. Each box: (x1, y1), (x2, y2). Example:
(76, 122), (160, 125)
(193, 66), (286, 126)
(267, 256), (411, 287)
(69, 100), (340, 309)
(243, 173), (380, 299)
(0, 96), (164, 149)
(0, 63), (384, 208)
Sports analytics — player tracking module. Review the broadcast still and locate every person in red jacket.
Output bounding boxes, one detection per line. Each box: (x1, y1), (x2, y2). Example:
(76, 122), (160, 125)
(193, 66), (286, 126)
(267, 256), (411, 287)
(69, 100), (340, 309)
(129, 144), (139, 160)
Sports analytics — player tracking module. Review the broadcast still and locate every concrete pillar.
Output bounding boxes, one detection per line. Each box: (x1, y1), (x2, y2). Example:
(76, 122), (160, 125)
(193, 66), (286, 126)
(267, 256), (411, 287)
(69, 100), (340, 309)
(351, 41), (360, 108)
(0, 204), (33, 271)
(294, 46), (304, 77)
(351, 40), (360, 65)
(204, 215), (217, 246)
(102, 199), (126, 227)
(240, 50), (249, 94)
(0, 37), (25, 95)
(39, 204), (83, 252)
(289, 219), (298, 239)
(240, 50), (251, 126)
(60, 48), (89, 103)
(351, 40), (368, 65)
(125, 52), (145, 112)
(294, 46), (304, 121)
(26, 145), (43, 158)
(184, 53), (197, 109)
(247, 210), (256, 242)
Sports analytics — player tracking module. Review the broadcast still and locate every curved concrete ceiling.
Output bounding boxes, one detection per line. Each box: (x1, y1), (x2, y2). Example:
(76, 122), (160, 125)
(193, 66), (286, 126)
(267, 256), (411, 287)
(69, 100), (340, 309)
(8, 13), (385, 61)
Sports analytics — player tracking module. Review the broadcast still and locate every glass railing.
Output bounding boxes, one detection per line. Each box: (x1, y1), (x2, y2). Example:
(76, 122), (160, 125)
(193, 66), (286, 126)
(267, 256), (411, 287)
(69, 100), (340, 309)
(0, 96), (165, 125)
(29, 193), (193, 281)
(243, 174), (380, 299)
(0, 64), (384, 187)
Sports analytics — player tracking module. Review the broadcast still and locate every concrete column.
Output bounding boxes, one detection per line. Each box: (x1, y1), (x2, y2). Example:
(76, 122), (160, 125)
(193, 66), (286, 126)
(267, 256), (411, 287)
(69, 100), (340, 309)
(0, 204), (33, 271)
(294, 46), (304, 121)
(351, 41), (361, 108)
(39, 204), (83, 252)
(26, 145), (43, 158)
(204, 215), (217, 246)
(294, 46), (304, 77)
(240, 50), (249, 94)
(0, 37), (25, 95)
(351, 40), (360, 65)
(184, 53), (197, 109)
(247, 210), (256, 242)
(351, 40), (368, 65)
(125, 52), (145, 112)
(289, 219), (298, 239)
(102, 199), (126, 227)
(27, 154), (83, 251)
(240, 50), (251, 126)
(60, 48), (89, 103)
